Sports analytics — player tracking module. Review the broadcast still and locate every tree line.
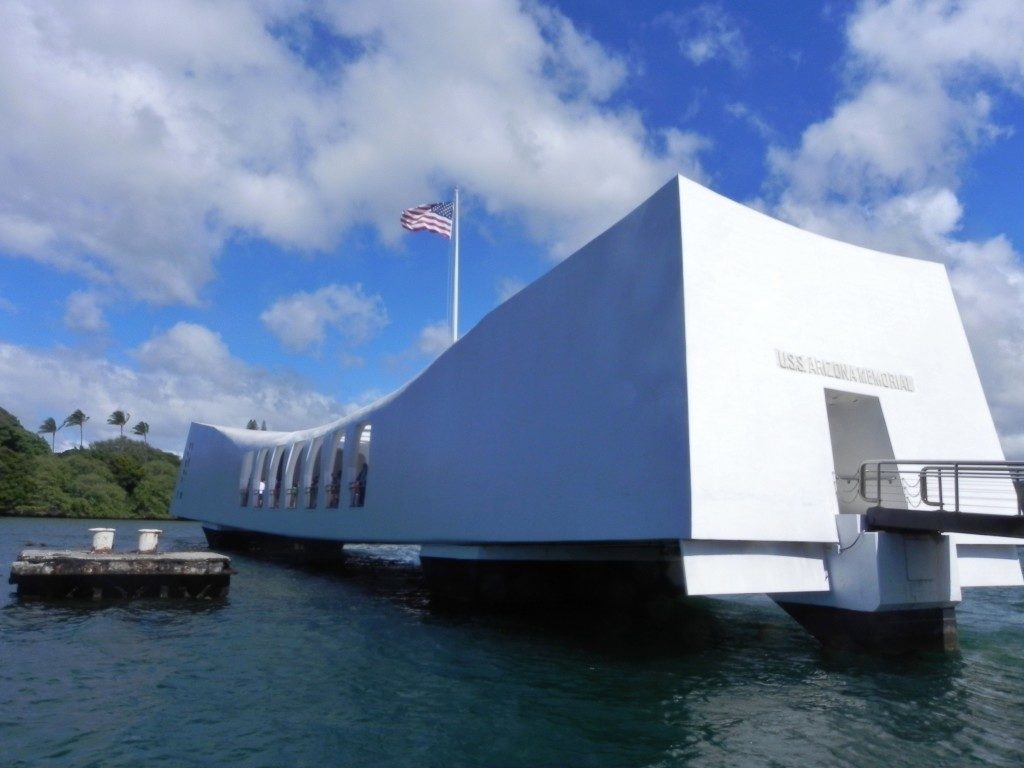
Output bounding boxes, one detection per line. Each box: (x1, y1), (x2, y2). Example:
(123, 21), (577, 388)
(36, 409), (151, 451)
(0, 406), (178, 519)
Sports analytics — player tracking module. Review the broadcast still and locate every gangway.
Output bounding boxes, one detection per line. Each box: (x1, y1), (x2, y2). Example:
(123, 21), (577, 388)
(859, 460), (1024, 537)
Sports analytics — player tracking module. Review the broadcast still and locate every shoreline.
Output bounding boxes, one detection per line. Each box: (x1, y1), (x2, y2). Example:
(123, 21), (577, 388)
(0, 512), (177, 522)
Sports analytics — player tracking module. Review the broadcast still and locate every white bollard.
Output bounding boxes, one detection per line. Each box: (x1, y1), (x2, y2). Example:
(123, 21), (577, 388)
(89, 527), (115, 552)
(138, 529), (163, 554)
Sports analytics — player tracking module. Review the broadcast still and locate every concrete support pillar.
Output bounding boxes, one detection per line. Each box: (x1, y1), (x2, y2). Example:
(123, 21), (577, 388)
(776, 602), (958, 652)
(419, 543), (683, 607)
(773, 515), (963, 652)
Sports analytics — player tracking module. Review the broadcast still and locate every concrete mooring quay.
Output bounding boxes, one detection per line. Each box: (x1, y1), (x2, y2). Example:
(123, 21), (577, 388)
(9, 530), (234, 600)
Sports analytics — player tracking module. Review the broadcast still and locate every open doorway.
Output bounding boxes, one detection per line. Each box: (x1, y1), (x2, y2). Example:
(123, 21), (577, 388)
(824, 389), (903, 514)
(348, 424), (371, 508)
(307, 440), (323, 509)
(239, 451), (254, 506)
(270, 449), (285, 508)
(327, 432), (345, 508)
(288, 444), (305, 509)
(256, 450), (271, 507)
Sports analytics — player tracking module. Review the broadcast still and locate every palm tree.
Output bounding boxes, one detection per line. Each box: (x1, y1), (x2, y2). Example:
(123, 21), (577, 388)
(63, 409), (90, 449)
(107, 409), (132, 437)
(132, 421), (150, 444)
(37, 417), (60, 451)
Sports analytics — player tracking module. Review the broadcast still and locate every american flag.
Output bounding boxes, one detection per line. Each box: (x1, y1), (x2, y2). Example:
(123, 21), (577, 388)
(400, 201), (454, 239)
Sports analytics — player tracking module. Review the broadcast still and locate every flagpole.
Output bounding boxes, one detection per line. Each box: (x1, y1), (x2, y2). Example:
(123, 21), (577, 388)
(452, 186), (460, 344)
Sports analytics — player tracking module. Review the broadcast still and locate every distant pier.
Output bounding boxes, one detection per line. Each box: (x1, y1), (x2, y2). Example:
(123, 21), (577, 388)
(8, 529), (233, 600)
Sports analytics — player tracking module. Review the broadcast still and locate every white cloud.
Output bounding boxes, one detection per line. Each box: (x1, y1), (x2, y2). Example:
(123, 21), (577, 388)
(416, 321), (453, 357)
(847, 0), (1024, 87)
(725, 102), (774, 140)
(136, 321), (245, 387)
(63, 290), (107, 332)
(0, 0), (707, 304)
(0, 212), (55, 255)
(382, 320), (453, 375)
(945, 235), (1024, 448)
(0, 295), (17, 314)
(658, 4), (749, 69)
(0, 324), (361, 452)
(875, 187), (963, 240)
(770, 0), (1023, 206)
(530, 4), (629, 102)
(765, 0), (1024, 457)
(768, 80), (998, 203)
(496, 276), (526, 302)
(260, 283), (388, 353)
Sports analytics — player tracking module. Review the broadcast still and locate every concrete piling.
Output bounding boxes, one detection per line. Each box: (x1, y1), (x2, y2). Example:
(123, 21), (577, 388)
(8, 528), (234, 600)
(138, 529), (162, 553)
(88, 528), (115, 553)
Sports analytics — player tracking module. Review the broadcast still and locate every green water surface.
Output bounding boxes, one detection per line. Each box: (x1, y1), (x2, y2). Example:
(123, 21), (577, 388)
(1, 518), (1022, 767)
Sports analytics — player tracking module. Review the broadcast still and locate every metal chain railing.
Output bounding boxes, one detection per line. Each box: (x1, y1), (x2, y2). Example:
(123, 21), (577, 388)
(859, 460), (1024, 515)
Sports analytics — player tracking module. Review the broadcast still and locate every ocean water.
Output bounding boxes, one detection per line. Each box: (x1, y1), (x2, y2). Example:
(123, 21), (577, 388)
(1, 517), (1022, 768)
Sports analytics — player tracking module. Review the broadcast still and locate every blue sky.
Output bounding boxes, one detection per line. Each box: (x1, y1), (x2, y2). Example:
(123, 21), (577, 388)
(1, 0), (1022, 455)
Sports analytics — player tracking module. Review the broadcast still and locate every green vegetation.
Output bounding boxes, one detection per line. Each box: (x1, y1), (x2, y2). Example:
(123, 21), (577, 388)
(37, 416), (60, 449)
(0, 407), (179, 519)
(107, 409), (131, 437)
(63, 408), (90, 448)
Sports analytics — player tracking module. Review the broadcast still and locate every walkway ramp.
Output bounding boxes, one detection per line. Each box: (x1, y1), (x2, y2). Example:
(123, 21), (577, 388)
(860, 460), (1024, 538)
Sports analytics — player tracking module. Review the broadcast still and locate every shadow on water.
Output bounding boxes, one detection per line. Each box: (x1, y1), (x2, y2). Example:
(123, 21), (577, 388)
(2, 594), (229, 635)
(241, 541), (993, 751)
(236, 544), (825, 663)
(368, 567), (982, 766)
(7, 521), (1015, 768)
(424, 592), (819, 662)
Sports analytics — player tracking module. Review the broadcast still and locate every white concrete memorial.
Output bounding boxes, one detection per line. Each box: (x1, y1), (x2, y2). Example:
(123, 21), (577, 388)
(172, 176), (1023, 650)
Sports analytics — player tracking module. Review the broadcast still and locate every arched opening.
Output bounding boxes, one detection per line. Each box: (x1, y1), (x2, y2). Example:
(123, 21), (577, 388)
(270, 448), (286, 508)
(239, 451), (255, 506)
(348, 423), (371, 508)
(288, 443), (306, 509)
(256, 449), (272, 507)
(825, 389), (900, 515)
(307, 439), (324, 509)
(326, 431), (345, 508)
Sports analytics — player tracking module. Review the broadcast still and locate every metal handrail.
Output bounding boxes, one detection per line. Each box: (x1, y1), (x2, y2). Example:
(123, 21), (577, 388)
(859, 459), (1024, 514)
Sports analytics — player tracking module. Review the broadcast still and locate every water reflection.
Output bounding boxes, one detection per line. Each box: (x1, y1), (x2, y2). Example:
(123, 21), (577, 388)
(3, 519), (1022, 768)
